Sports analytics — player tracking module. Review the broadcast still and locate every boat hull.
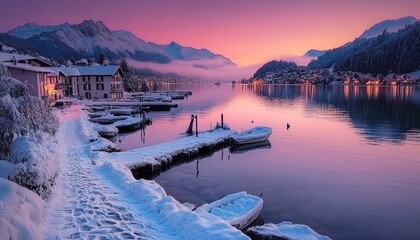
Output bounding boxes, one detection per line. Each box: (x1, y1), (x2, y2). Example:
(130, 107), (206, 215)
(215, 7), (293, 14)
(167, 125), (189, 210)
(231, 126), (272, 145)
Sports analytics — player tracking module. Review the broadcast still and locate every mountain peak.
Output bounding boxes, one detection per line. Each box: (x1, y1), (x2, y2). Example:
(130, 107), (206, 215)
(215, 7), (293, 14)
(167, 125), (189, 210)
(169, 41), (180, 47)
(303, 49), (326, 58)
(77, 20), (111, 37)
(359, 16), (418, 39)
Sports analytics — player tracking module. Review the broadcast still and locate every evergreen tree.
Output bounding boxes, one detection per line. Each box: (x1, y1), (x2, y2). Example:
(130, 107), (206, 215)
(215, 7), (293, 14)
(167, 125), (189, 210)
(98, 53), (106, 65)
(120, 58), (129, 75)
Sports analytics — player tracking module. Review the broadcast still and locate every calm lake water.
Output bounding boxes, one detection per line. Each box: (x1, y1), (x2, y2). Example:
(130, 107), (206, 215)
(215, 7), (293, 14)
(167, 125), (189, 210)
(121, 83), (420, 240)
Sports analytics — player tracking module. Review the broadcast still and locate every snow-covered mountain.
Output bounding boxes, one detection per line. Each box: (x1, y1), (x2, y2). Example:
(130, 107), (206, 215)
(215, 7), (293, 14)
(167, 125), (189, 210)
(359, 16), (418, 39)
(8, 22), (71, 39)
(7, 20), (233, 64)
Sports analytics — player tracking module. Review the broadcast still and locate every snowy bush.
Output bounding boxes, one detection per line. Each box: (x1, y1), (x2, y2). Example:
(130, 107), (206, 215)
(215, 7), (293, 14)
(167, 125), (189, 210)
(8, 135), (59, 200)
(0, 64), (60, 199)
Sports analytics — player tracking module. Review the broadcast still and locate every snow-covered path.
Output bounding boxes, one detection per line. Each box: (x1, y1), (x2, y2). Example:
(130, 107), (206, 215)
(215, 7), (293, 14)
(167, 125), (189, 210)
(44, 107), (180, 239)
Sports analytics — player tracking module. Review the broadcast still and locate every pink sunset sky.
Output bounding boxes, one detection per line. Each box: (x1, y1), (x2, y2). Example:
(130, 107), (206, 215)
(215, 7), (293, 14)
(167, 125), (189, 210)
(1, 0), (419, 66)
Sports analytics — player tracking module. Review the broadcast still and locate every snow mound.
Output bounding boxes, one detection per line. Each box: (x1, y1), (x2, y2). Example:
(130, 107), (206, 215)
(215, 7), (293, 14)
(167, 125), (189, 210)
(247, 221), (331, 240)
(8, 135), (60, 200)
(0, 160), (15, 179)
(90, 138), (120, 152)
(0, 178), (46, 240)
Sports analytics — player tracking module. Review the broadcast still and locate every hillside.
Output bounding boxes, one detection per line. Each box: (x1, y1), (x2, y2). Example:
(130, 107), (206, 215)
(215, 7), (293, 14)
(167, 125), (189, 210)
(253, 60), (298, 78)
(359, 16), (417, 39)
(308, 22), (420, 74)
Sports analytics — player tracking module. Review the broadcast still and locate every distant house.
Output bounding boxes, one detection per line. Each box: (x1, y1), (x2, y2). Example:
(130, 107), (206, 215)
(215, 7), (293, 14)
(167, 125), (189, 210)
(51, 65), (124, 100)
(0, 52), (52, 67)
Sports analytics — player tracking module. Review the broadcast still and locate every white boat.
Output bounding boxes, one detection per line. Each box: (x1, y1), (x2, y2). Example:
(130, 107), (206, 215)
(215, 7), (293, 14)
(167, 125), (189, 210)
(91, 123), (119, 137)
(89, 113), (128, 124)
(113, 115), (152, 132)
(107, 108), (132, 116)
(196, 191), (263, 230)
(87, 112), (103, 118)
(231, 126), (272, 145)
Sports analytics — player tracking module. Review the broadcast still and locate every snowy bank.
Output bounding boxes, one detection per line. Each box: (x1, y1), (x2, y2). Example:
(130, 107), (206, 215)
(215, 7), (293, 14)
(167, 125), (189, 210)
(0, 178), (46, 240)
(72, 106), (121, 151)
(247, 221), (332, 240)
(96, 162), (248, 240)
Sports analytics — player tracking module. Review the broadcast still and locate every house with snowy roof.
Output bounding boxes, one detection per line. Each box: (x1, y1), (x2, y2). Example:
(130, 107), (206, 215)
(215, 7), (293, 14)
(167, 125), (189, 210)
(3, 62), (53, 98)
(0, 52), (52, 67)
(51, 65), (124, 100)
(1, 53), (54, 99)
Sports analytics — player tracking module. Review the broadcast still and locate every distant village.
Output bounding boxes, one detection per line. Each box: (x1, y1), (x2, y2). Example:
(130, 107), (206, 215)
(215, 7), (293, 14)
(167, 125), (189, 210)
(240, 66), (419, 86)
(241, 65), (419, 85)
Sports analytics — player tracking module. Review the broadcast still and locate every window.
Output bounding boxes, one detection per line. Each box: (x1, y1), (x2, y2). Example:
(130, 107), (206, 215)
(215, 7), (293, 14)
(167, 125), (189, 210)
(96, 83), (104, 90)
(83, 84), (91, 91)
(104, 93), (108, 98)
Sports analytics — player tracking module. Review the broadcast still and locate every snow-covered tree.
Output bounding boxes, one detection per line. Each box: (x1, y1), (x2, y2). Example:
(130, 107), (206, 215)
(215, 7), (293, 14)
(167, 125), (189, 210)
(0, 64), (60, 199)
(123, 73), (140, 92)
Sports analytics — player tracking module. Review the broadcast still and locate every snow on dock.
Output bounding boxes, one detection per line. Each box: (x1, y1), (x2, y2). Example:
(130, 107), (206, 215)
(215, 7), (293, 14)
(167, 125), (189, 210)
(95, 128), (235, 169)
(88, 101), (178, 110)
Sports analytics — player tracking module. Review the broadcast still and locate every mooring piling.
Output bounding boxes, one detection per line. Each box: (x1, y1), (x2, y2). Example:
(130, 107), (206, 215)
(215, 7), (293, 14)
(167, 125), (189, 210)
(195, 115), (198, 137)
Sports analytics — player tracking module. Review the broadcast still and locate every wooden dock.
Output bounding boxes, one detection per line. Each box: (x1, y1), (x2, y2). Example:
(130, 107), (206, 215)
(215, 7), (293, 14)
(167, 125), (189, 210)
(88, 101), (178, 111)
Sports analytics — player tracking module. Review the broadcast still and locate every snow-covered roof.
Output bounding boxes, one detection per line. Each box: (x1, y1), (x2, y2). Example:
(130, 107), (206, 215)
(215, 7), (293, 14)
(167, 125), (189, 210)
(3, 62), (53, 73)
(50, 67), (81, 77)
(48, 69), (67, 77)
(50, 65), (121, 77)
(0, 52), (37, 62)
(0, 52), (52, 67)
(76, 65), (121, 76)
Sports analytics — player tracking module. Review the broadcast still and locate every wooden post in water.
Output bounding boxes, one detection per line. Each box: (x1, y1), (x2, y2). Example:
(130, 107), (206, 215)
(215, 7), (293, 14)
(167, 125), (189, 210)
(221, 113), (224, 129)
(186, 114), (194, 134)
(195, 115), (198, 137)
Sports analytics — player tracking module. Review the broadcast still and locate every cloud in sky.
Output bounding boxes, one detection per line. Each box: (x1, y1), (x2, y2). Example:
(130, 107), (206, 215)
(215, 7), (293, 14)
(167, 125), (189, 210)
(128, 59), (260, 82)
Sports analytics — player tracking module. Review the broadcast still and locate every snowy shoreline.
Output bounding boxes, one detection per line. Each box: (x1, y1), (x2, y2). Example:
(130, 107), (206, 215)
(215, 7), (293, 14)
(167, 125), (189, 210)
(1, 104), (331, 240)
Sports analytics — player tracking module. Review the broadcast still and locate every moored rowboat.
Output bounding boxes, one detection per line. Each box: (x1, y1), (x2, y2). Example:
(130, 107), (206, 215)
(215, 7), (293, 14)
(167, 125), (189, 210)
(231, 126), (272, 145)
(196, 191), (263, 230)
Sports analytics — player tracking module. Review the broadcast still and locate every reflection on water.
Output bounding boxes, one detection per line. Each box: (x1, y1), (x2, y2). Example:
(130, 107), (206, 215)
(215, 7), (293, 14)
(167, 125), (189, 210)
(147, 84), (420, 240)
(240, 84), (420, 142)
(229, 140), (271, 154)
